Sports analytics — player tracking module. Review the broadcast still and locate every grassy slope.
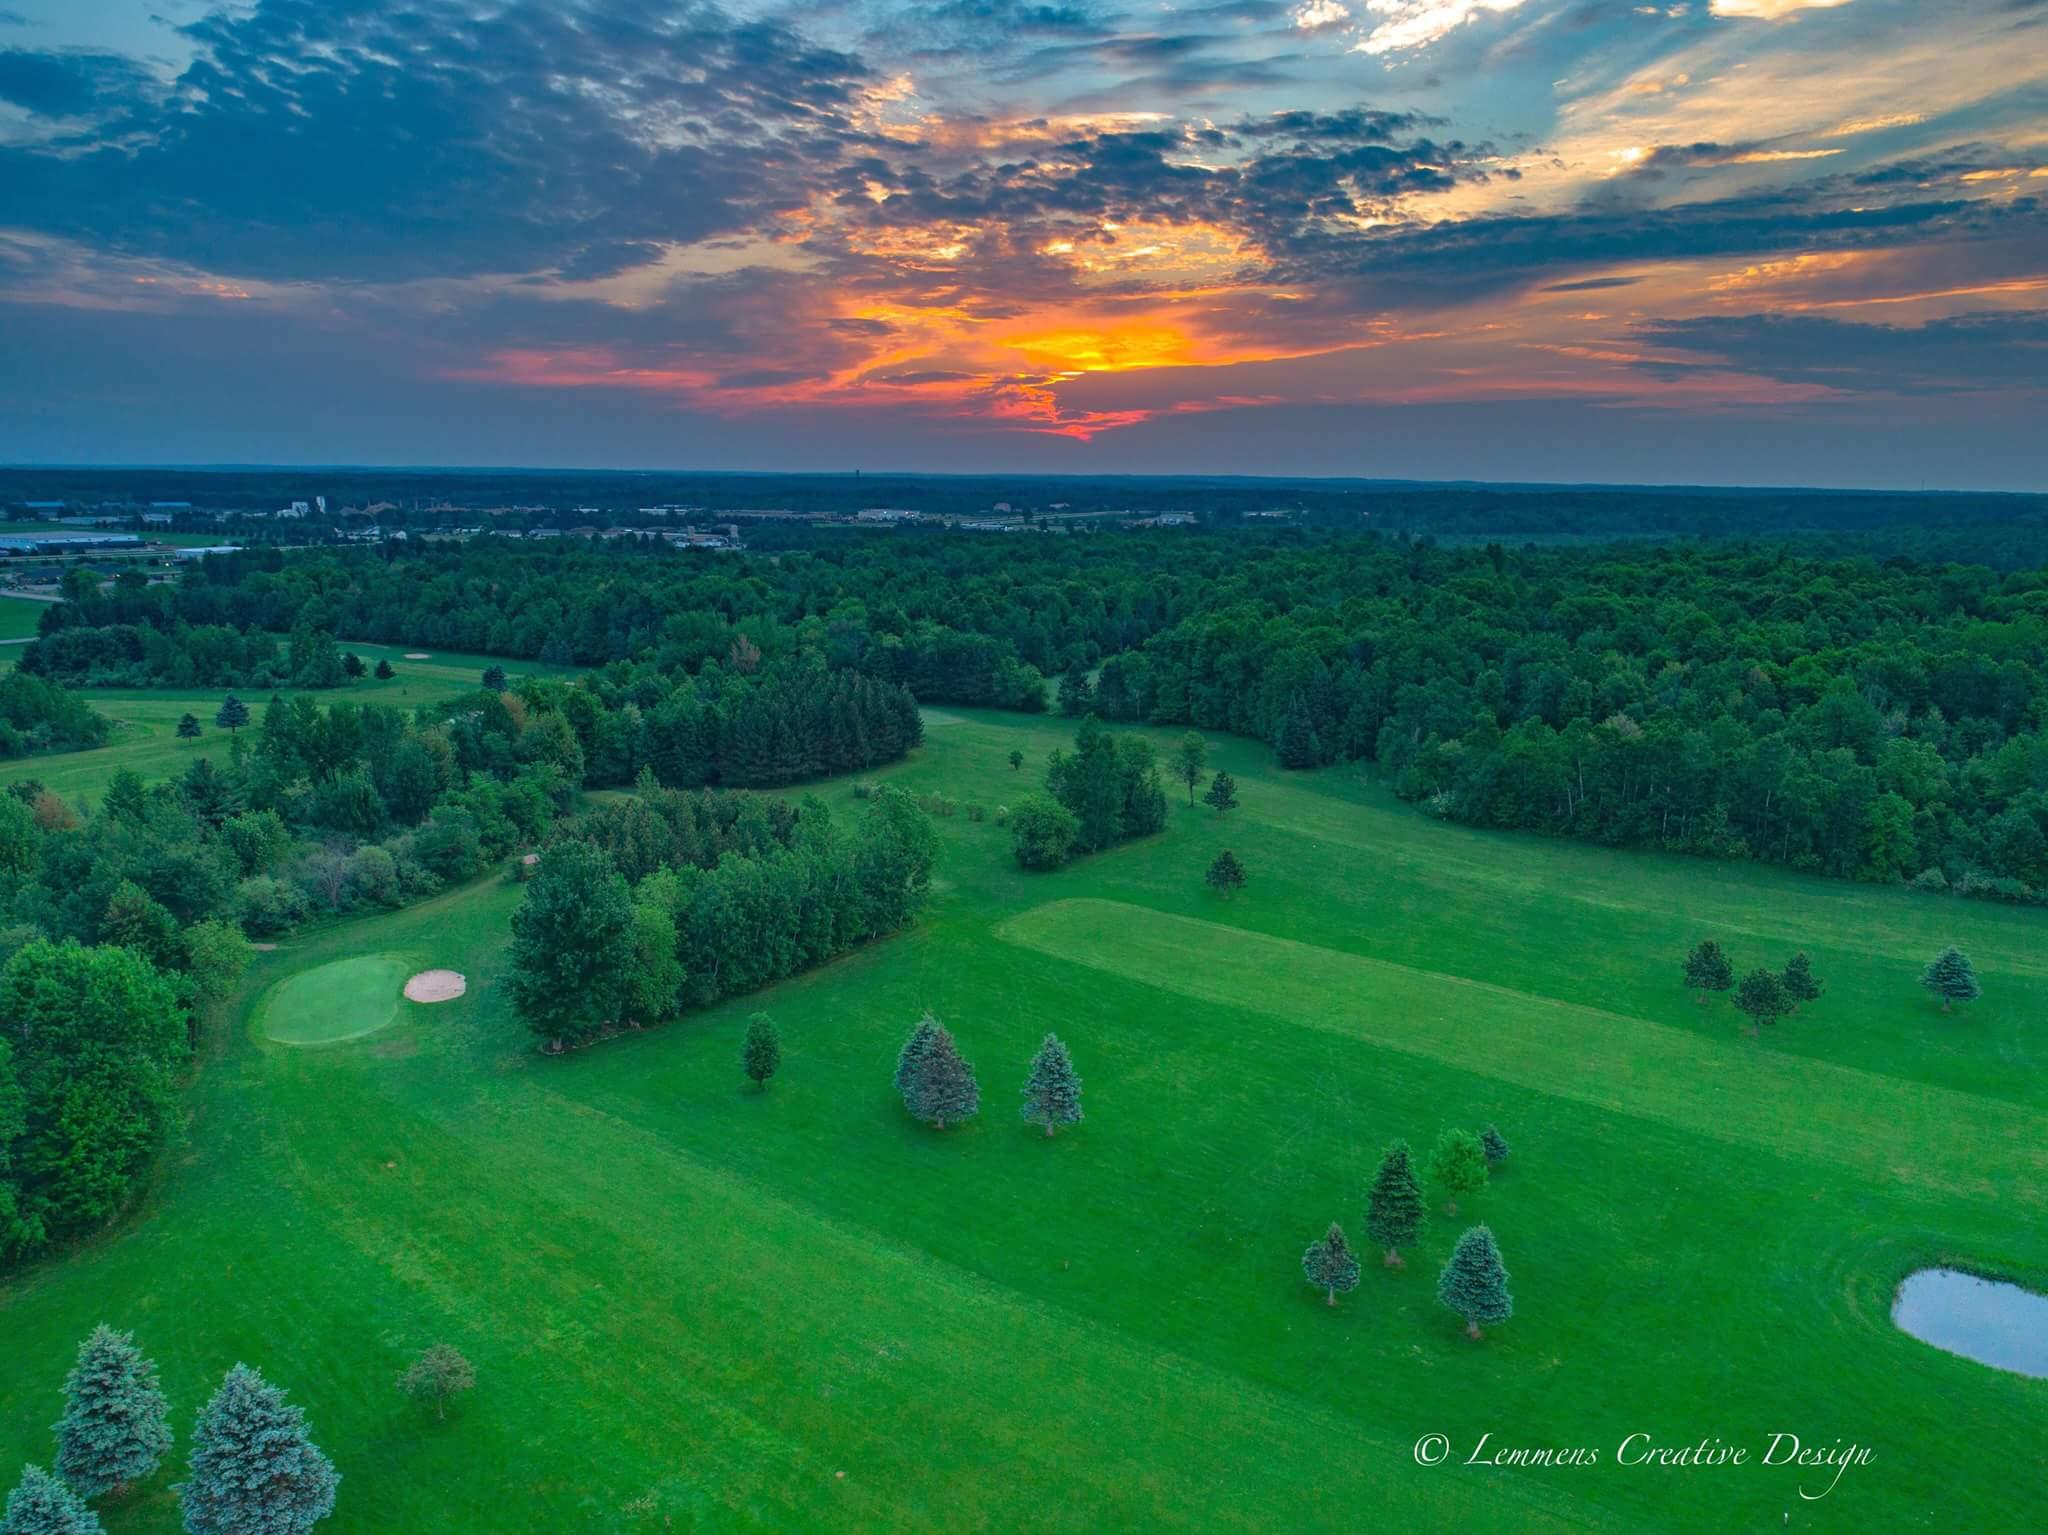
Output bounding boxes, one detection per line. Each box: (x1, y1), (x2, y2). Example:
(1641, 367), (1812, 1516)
(1, 710), (2042, 1532)
(2, 645), (579, 806)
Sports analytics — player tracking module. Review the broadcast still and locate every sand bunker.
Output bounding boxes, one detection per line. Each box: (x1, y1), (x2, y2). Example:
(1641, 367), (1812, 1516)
(404, 969), (467, 1003)
(403, 651), (432, 660)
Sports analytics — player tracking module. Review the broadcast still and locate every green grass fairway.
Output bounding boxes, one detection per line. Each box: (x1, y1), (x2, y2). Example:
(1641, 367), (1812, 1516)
(259, 954), (419, 1045)
(2, 710), (2043, 1532)
(4, 646), (580, 806)
(0, 595), (49, 642)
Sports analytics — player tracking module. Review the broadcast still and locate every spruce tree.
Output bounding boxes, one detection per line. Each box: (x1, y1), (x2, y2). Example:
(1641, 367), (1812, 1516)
(176, 714), (202, 741)
(1429, 1128), (1488, 1214)
(1480, 1125), (1510, 1166)
(1, 1465), (103, 1535)
(1365, 1141), (1425, 1267)
(1781, 951), (1823, 1011)
(373, 659), (395, 680)
(1276, 690), (1319, 770)
(1920, 946), (1980, 1012)
(1019, 1033), (1082, 1137)
(1301, 1222), (1361, 1306)
(894, 1014), (940, 1115)
(1203, 770), (1238, 815)
(1205, 849), (1247, 896)
(181, 1365), (337, 1535)
(1733, 967), (1788, 1034)
(1681, 939), (1733, 1003)
(742, 1013), (781, 1091)
(1437, 1225), (1513, 1339)
(913, 1026), (980, 1130)
(53, 1325), (172, 1499)
(212, 695), (249, 734)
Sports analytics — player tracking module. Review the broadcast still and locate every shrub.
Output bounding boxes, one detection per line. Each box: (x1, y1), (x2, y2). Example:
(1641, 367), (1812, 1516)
(236, 875), (310, 936)
(1010, 795), (1080, 871)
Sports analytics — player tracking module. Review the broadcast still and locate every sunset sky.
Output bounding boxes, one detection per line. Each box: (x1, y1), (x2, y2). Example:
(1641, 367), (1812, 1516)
(1, 0), (2043, 486)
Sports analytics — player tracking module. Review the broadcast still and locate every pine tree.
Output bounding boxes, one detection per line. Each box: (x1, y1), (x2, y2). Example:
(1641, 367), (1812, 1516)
(1203, 770), (1238, 815)
(894, 1014), (940, 1115)
(1365, 1141), (1425, 1267)
(1019, 1033), (1082, 1137)
(1681, 939), (1733, 1003)
(373, 659), (395, 680)
(53, 1324), (172, 1499)
(1429, 1128), (1488, 1214)
(212, 695), (249, 734)
(180, 1365), (337, 1535)
(1437, 1225), (1513, 1339)
(1, 1465), (104, 1535)
(1733, 967), (1788, 1034)
(742, 1013), (781, 1091)
(1275, 690), (1319, 770)
(176, 714), (202, 741)
(1480, 1125), (1510, 1165)
(340, 652), (366, 679)
(1205, 849), (1246, 896)
(1920, 946), (1980, 1012)
(911, 1025), (979, 1130)
(482, 665), (508, 692)
(395, 1345), (475, 1421)
(1781, 951), (1824, 1011)
(1301, 1222), (1361, 1306)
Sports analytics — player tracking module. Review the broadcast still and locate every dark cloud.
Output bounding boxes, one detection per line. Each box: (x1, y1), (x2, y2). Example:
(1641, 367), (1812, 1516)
(1542, 275), (1644, 292)
(0, 0), (876, 282)
(1632, 310), (2048, 394)
(0, 47), (154, 118)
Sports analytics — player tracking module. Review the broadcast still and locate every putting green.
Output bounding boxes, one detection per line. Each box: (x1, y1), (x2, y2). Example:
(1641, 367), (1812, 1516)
(260, 953), (416, 1045)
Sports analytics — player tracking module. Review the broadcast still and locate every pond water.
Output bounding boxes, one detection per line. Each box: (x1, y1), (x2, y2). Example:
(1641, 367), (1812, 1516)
(1892, 1268), (2048, 1379)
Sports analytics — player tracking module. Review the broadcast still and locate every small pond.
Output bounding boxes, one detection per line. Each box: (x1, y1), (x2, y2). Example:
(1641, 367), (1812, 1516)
(1892, 1268), (2048, 1379)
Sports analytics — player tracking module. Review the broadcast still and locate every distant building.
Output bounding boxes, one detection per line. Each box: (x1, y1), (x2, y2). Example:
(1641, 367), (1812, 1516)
(856, 508), (921, 523)
(172, 544), (245, 560)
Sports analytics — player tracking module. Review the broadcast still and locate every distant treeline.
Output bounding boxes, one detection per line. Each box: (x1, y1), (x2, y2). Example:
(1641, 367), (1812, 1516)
(4, 466), (2043, 543)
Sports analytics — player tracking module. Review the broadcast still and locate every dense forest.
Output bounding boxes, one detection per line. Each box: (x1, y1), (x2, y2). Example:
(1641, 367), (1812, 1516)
(69, 530), (2048, 897)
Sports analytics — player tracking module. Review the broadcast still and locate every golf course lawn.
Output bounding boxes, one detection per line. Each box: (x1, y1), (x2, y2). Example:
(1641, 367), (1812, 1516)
(259, 954), (419, 1046)
(1, 709), (2042, 1531)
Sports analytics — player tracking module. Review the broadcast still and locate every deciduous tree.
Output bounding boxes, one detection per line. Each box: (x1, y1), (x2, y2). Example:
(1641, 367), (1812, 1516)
(506, 839), (634, 1051)
(1173, 732), (1208, 805)
(1428, 1128), (1488, 1214)
(742, 1013), (781, 1091)
(1734, 967), (1788, 1034)
(1781, 952), (1823, 1011)
(396, 1345), (475, 1421)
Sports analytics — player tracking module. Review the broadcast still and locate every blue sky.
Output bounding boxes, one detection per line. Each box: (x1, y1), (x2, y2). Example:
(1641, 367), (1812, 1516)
(1, 0), (2043, 487)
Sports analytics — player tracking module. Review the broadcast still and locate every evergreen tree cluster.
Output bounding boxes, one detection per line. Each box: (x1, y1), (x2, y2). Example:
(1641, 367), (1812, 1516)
(1308, 1131), (1516, 1340)
(894, 1021), (1086, 1137)
(5, 1328), (337, 1534)
(1680, 937), (1831, 1034)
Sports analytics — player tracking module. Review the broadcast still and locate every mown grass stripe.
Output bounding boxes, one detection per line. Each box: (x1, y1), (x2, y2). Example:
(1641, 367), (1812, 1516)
(994, 898), (2048, 1208)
